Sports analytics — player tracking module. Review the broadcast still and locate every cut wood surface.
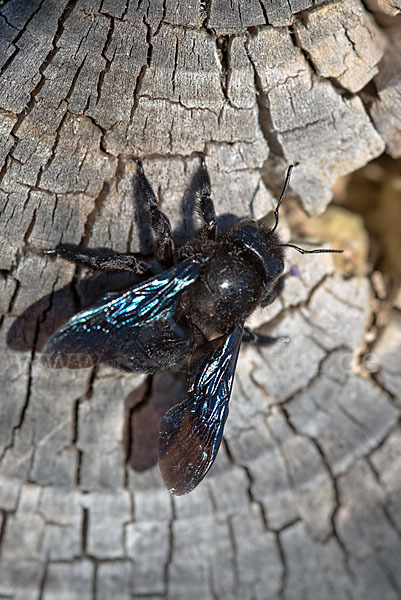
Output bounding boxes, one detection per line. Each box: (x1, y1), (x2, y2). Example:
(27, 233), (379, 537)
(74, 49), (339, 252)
(1, 1), (401, 599)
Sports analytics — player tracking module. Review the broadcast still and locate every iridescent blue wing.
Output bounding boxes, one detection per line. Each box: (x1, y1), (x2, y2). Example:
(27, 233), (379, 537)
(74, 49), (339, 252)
(42, 256), (204, 369)
(158, 325), (244, 495)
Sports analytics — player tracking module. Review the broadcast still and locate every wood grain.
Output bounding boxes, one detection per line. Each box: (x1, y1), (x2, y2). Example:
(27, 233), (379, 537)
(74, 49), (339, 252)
(1, 1), (400, 598)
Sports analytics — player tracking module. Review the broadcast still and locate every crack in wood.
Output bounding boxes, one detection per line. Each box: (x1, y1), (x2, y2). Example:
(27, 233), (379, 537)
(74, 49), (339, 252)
(138, 92), (221, 115)
(163, 494), (175, 597)
(6, 276), (20, 315)
(243, 34), (286, 158)
(123, 375), (152, 472)
(275, 530), (288, 599)
(0, 509), (8, 549)
(92, 559), (98, 600)
(0, 10), (18, 31)
(12, 0), (79, 137)
(280, 405), (351, 562)
(129, 14), (154, 123)
(250, 341), (348, 413)
(171, 33), (179, 98)
(290, 19), (319, 78)
(35, 112), (69, 189)
(226, 515), (240, 588)
(154, 0), (168, 37)
(81, 503), (89, 555)
(95, 16), (115, 107)
(74, 367), (97, 487)
(224, 437), (270, 534)
(37, 558), (48, 600)
(0, 0), (45, 78)
(366, 455), (401, 541)
(80, 179), (110, 247)
(0, 0), (80, 192)
(215, 34), (231, 103)
(0, 3), (400, 596)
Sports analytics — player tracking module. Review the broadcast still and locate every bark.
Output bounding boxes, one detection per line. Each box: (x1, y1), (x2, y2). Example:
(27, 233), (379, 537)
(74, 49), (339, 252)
(1, 1), (401, 599)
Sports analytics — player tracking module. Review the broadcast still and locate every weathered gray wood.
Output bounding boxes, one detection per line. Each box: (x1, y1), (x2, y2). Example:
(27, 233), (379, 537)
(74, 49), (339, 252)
(1, 1), (401, 599)
(207, 0), (343, 29)
(370, 22), (401, 157)
(292, 0), (387, 93)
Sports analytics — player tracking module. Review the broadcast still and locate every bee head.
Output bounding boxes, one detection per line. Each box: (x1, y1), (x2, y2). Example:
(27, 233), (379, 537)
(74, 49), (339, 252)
(227, 219), (284, 284)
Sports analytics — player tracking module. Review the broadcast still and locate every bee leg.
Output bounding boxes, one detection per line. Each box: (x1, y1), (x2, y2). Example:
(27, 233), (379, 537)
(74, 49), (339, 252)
(136, 161), (174, 265)
(46, 244), (151, 274)
(196, 158), (217, 239)
(242, 328), (281, 346)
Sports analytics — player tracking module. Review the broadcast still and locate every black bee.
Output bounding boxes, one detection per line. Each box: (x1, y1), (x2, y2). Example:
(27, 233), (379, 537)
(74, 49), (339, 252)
(42, 160), (341, 495)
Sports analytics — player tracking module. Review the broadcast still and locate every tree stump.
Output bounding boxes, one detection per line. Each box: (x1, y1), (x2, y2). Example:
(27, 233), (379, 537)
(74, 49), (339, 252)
(1, 1), (401, 599)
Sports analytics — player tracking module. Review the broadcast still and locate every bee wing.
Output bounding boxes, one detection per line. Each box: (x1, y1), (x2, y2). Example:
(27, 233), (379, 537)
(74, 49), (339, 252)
(158, 325), (244, 495)
(42, 256), (204, 368)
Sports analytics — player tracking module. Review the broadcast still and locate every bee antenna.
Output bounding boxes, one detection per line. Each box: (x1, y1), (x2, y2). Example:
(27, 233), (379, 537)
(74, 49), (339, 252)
(279, 243), (343, 255)
(270, 165), (294, 233)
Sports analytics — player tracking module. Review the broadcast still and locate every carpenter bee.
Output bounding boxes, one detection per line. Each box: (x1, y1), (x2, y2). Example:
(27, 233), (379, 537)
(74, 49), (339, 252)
(41, 160), (341, 495)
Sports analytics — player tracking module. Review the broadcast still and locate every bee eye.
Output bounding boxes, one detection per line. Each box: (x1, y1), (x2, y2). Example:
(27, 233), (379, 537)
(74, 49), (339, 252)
(264, 254), (284, 281)
(229, 218), (258, 234)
